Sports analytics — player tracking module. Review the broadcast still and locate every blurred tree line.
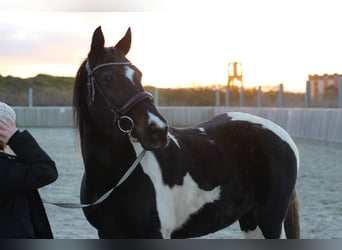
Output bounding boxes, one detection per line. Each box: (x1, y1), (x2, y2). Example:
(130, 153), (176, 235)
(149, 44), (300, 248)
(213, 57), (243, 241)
(0, 74), (338, 108)
(144, 85), (307, 107)
(0, 74), (74, 106)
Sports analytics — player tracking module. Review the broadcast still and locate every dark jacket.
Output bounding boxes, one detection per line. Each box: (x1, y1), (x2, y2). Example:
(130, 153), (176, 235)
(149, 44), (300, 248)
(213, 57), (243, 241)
(0, 130), (58, 238)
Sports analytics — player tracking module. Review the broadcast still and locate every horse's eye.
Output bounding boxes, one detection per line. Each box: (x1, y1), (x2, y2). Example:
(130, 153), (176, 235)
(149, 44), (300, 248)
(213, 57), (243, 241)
(104, 75), (113, 81)
(102, 73), (113, 81)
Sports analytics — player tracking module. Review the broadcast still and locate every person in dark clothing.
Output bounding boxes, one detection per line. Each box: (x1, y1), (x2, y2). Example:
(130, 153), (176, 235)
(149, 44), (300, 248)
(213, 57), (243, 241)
(0, 102), (58, 238)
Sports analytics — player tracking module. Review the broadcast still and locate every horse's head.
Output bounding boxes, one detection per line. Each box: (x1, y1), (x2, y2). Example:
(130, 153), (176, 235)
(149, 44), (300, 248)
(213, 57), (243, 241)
(74, 26), (168, 150)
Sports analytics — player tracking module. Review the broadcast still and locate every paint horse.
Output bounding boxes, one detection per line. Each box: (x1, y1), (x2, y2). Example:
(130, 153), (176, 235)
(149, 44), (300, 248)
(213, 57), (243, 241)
(73, 26), (300, 239)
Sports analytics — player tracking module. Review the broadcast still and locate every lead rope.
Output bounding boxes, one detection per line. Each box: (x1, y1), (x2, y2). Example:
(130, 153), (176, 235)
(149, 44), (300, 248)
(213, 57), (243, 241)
(43, 149), (146, 209)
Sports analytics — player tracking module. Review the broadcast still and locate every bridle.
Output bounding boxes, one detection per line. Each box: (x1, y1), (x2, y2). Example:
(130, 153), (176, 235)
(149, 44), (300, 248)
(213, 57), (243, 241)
(85, 60), (153, 134)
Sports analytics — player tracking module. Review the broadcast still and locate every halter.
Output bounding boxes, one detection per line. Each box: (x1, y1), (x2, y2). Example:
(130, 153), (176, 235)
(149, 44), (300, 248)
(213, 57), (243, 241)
(85, 61), (153, 134)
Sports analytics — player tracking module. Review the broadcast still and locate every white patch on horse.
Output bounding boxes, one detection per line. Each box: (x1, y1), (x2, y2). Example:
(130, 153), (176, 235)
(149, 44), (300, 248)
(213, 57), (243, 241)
(131, 142), (221, 239)
(124, 66), (135, 85)
(168, 132), (181, 149)
(243, 222), (284, 239)
(280, 223), (286, 239)
(208, 139), (216, 145)
(198, 127), (206, 134)
(147, 111), (167, 129)
(227, 112), (300, 170)
(242, 226), (264, 239)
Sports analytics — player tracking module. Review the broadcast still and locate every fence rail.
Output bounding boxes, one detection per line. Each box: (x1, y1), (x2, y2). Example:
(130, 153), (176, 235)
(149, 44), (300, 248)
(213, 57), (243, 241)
(151, 81), (342, 109)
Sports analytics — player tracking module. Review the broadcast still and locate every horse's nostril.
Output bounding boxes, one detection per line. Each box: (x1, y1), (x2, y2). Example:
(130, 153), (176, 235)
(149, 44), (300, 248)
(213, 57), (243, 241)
(149, 123), (167, 139)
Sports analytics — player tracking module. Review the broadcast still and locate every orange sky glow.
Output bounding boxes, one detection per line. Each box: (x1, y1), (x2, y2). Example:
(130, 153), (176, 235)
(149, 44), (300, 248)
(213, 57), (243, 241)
(1, 1), (341, 93)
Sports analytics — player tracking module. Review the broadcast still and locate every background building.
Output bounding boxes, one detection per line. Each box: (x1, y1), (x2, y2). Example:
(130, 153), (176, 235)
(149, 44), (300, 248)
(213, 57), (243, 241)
(308, 73), (342, 100)
(227, 61), (243, 88)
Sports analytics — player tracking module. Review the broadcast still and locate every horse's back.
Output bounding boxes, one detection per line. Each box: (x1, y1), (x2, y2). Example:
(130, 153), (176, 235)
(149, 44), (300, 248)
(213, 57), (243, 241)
(172, 112), (299, 172)
(225, 112), (298, 165)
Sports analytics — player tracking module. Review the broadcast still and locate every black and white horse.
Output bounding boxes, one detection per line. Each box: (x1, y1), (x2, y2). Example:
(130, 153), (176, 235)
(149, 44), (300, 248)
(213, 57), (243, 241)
(73, 26), (300, 239)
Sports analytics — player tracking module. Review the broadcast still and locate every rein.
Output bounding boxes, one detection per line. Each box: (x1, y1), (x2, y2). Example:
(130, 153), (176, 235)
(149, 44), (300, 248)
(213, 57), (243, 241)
(85, 61), (153, 134)
(43, 149), (146, 209)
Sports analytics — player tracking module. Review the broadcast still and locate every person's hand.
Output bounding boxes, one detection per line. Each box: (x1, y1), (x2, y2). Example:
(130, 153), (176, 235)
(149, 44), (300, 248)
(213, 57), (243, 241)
(0, 118), (18, 146)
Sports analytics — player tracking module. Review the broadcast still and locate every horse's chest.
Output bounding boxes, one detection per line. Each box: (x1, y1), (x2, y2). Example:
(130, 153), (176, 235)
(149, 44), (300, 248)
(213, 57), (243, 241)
(140, 152), (221, 239)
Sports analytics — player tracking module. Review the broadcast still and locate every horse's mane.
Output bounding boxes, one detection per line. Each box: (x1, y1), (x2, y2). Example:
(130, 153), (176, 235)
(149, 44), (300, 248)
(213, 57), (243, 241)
(73, 60), (88, 137)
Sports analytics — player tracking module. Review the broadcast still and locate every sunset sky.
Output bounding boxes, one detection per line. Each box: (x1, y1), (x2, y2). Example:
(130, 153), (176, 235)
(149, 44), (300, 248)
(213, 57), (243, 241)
(1, 0), (341, 92)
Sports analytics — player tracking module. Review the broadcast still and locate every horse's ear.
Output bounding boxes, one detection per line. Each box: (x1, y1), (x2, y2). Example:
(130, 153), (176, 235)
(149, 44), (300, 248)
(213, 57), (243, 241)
(90, 26), (105, 56)
(115, 27), (131, 55)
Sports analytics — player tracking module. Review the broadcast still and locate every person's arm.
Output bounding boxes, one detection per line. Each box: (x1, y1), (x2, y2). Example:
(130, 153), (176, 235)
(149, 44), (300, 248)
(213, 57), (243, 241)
(0, 118), (58, 194)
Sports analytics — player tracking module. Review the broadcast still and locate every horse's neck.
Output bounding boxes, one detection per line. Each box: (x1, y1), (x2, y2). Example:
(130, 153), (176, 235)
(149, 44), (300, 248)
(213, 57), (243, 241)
(80, 126), (136, 175)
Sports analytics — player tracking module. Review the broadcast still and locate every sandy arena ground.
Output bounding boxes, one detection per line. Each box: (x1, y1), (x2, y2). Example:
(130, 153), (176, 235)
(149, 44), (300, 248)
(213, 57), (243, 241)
(25, 128), (342, 239)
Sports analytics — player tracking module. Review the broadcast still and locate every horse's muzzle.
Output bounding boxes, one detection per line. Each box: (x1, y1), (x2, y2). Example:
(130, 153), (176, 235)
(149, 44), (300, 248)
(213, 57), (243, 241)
(145, 123), (169, 150)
